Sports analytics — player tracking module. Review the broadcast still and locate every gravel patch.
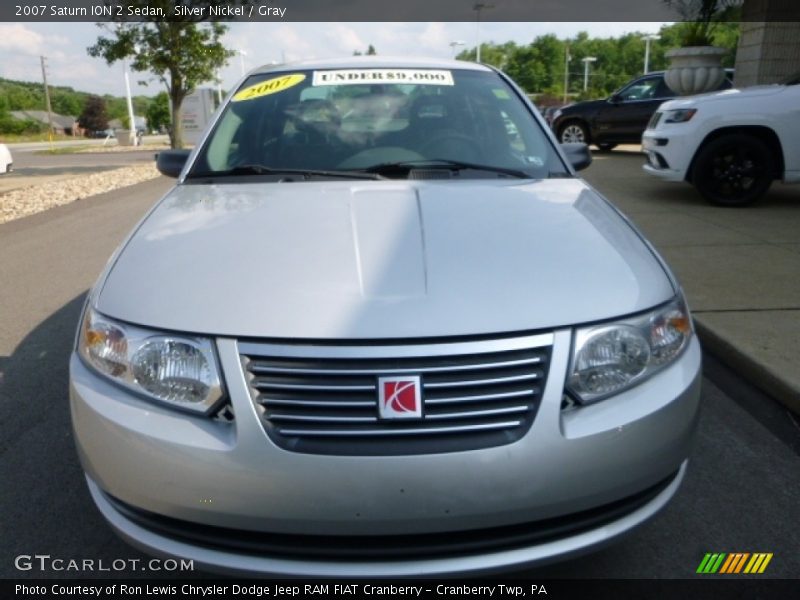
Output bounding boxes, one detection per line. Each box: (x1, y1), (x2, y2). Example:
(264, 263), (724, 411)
(0, 163), (161, 225)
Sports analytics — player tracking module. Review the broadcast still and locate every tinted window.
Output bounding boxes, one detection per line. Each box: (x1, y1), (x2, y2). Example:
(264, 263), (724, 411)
(617, 77), (662, 101)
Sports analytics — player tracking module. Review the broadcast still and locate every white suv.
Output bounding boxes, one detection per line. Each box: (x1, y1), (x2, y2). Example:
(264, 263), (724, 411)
(642, 73), (800, 206)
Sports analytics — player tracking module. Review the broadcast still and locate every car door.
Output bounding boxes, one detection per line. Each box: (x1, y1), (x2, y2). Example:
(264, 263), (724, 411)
(592, 75), (674, 143)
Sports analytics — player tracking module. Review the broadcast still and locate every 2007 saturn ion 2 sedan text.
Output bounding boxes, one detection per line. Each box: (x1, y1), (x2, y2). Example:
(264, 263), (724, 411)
(70, 57), (701, 577)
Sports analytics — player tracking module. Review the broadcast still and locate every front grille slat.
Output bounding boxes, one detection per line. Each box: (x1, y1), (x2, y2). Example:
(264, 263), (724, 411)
(270, 414), (379, 423)
(248, 356), (542, 375)
(423, 373), (540, 389)
(277, 421), (523, 438)
(241, 335), (552, 456)
(425, 389), (535, 405)
(253, 382), (376, 391)
(261, 398), (375, 408)
(424, 406), (530, 421)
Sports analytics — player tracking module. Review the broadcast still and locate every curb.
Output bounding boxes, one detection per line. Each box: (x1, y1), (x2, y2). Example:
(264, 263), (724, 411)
(694, 317), (800, 417)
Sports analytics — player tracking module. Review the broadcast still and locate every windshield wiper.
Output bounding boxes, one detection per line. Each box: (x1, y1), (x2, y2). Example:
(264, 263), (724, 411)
(356, 159), (532, 179)
(188, 164), (385, 181)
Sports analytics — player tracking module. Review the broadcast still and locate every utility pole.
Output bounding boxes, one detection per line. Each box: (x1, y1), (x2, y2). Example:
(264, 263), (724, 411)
(563, 45), (571, 104)
(40, 56), (56, 141)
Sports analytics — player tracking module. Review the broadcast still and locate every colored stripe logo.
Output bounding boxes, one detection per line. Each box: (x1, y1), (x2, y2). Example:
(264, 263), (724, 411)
(697, 552), (773, 574)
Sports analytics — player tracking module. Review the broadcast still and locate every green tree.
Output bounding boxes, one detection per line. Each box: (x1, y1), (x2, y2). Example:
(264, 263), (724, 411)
(146, 91), (170, 133)
(3, 85), (41, 111)
(51, 91), (83, 117)
(452, 20), (740, 101)
(88, 1), (243, 148)
(78, 95), (110, 133)
(354, 45), (378, 56)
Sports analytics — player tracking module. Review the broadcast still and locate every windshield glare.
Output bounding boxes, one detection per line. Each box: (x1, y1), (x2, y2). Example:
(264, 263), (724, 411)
(190, 68), (567, 179)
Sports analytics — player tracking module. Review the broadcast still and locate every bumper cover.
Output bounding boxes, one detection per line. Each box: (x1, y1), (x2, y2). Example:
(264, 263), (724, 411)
(87, 463), (687, 577)
(71, 331), (702, 575)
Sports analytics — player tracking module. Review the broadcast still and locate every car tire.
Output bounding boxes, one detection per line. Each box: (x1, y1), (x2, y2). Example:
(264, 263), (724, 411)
(691, 134), (774, 207)
(558, 121), (589, 145)
(595, 143), (617, 152)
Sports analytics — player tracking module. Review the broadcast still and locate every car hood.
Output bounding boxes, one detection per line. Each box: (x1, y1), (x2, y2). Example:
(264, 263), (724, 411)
(97, 179), (675, 339)
(660, 84), (786, 110)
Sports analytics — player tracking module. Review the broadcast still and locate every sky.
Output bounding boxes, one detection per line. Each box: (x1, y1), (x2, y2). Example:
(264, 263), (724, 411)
(0, 21), (665, 99)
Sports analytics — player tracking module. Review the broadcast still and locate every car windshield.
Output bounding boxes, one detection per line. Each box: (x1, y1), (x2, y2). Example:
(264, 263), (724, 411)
(188, 67), (567, 180)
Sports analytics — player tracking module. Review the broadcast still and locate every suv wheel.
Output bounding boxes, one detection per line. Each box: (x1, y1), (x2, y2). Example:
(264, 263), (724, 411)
(559, 122), (589, 144)
(691, 134), (774, 207)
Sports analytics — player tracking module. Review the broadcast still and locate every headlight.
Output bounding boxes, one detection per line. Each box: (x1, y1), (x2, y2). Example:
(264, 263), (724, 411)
(567, 297), (693, 404)
(552, 109), (563, 120)
(662, 108), (696, 124)
(78, 307), (225, 414)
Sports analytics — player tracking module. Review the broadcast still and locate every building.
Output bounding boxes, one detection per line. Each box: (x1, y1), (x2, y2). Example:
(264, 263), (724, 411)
(734, 0), (800, 86)
(9, 110), (82, 136)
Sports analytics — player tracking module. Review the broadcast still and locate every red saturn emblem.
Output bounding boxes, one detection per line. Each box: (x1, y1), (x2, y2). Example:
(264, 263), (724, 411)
(377, 376), (423, 419)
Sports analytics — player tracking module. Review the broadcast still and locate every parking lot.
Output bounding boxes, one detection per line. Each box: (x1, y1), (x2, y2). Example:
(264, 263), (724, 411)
(0, 149), (798, 579)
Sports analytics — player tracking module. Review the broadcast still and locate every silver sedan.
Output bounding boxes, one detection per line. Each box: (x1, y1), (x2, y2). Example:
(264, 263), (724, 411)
(70, 56), (701, 577)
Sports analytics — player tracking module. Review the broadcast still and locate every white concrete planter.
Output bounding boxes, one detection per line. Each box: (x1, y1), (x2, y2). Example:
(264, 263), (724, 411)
(114, 129), (136, 146)
(664, 46), (727, 96)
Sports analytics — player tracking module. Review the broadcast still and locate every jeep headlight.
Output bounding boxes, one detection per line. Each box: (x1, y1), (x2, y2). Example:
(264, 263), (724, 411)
(79, 307), (225, 414)
(567, 297), (693, 404)
(662, 108), (697, 124)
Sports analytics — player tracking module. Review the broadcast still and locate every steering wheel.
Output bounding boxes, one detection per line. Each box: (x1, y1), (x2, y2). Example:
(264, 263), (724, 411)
(418, 130), (481, 162)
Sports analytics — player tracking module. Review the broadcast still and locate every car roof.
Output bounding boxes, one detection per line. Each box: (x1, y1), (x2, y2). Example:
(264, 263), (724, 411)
(251, 56), (493, 76)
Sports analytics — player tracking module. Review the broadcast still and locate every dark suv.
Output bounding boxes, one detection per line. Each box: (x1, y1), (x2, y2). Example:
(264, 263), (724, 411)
(551, 70), (733, 151)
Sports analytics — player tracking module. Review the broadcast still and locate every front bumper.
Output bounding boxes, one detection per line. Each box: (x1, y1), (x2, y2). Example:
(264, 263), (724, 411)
(87, 462), (687, 577)
(641, 128), (697, 182)
(70, 331), (702, 576)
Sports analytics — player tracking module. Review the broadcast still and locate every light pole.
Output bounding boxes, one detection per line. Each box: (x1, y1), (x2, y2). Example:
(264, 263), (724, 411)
(473, 3), (494, 63)
(116, 27), (138, 146)
(563, 45), (571, 104)
(643, 34), (660, 74)
(449, 40), (465, 58)
(237, 49), (247, 76)
(582, 56), (597, 92)
(123, 59), (137, 145)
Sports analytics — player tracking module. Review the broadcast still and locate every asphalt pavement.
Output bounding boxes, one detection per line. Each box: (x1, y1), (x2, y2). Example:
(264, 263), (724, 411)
(0, 172), (798, 579)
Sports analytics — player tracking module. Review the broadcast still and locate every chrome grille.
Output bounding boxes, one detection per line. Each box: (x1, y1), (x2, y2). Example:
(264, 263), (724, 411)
(239, 334), (552, 455)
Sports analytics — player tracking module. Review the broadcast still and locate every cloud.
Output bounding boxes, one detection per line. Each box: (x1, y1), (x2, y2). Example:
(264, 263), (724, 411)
(269, 25), (317, 61)
(53, 60), (100, 82)
(0, 24), (48, 56)
(324, 24), (367, 56)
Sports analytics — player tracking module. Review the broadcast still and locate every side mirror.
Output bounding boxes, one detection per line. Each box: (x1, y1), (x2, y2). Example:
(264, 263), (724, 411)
(561, 142), (592, 172)
(155, 149), (191, 178)
(608, 94), (622, 104)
